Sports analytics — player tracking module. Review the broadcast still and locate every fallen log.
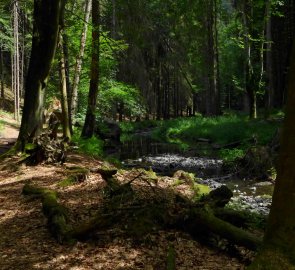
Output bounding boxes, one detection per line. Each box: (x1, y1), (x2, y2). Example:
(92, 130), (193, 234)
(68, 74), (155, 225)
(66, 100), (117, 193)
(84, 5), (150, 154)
(23, 183), (73, 243)
(180, 206), (262, 251)
(23, 179), (262, 250)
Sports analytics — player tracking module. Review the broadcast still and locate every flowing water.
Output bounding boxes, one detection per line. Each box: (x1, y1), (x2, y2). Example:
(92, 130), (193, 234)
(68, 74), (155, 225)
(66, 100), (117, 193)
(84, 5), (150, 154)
(109, 133), (273, 215)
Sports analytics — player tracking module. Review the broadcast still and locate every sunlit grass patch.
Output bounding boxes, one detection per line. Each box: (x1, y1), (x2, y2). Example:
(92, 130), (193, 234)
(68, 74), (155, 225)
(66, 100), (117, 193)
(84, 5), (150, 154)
(72, 132), (104, 158)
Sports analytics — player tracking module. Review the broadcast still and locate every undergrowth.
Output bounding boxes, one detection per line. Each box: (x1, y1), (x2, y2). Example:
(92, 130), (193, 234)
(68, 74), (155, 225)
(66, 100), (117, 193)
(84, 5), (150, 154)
(120, 114), (281, 161)
(152, 115), (279, 145)
(72, 133), (104, 158)
(120, 120), (158, 133)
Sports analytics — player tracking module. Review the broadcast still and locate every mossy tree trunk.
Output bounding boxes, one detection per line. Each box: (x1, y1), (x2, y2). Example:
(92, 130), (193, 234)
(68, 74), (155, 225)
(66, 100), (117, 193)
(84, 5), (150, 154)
(17, 0), (63, 150)
(249, 42), (295, 269)
(81, 0), (100, 138)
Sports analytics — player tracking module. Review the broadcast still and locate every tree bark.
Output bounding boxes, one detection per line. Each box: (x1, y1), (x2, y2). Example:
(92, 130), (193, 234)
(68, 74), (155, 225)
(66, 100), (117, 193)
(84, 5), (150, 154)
(59, 33), (71, 140)
(265, 0), (274, 117)
(0, 46), (4, 99)
(249, 42), (295, 269)
(242, 0), (257, 119)
(81, 0), (100, 138)
(205, 0), (220, 116)
(17, 0), (63, 150)
(12, 0), (20, 121)
(71, 0), (92, 119)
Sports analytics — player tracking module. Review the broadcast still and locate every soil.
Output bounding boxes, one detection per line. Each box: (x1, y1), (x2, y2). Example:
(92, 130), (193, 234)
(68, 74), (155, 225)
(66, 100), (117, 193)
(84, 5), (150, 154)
(0, 111), (19, 154)
(0, 114), (250, 270)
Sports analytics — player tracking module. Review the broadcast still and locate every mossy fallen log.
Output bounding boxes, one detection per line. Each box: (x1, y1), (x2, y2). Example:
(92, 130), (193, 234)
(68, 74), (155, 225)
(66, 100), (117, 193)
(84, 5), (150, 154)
(180, 206), (262, 250)
(23, 183), (73, 243)
(23, 179), (262, 251)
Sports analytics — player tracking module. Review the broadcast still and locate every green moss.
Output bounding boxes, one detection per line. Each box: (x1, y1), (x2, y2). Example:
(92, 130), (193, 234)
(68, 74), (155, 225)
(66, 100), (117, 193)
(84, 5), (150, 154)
(58, 167), (89, 187)
(193, 183), (211, 200)
(173, 179), (185, 186)
(58, 177), (76, 187)
(25, 143), (37, 151)
(173, 170), (195, 185)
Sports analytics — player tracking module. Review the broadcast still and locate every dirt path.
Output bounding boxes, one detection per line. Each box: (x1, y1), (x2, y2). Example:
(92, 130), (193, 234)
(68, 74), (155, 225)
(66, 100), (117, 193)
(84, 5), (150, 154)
(0, 112), (19, 154)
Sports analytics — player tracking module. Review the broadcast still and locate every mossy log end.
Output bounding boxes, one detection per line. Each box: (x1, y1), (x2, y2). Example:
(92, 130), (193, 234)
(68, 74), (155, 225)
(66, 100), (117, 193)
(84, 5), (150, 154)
(95, 167), (118, 189)
(23, 183), (73, 243)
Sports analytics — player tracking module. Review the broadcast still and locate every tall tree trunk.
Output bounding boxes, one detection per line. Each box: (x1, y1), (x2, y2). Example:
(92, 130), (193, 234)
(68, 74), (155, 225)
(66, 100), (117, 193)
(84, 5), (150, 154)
(13, 0), (20, 121)
(0, 46), (4, 99)
(249, 42), (295, 270)
(242, 0), (257, 119)
(17, 0), (62, 150)
(111, 0), (116, 39)
(81, 0), (100, 138)
(71, 0), (92, 119)
(205, 0), (220, 116)
(59, 33), (71, 139)
(264, 0), (274, 117)
(62, 33), (73, 134)
(59, 0), (73, 135)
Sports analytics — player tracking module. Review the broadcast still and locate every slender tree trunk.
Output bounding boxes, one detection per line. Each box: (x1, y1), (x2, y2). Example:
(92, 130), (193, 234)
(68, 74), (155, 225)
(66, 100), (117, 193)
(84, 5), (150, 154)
(59, 33), (71, 139)
(205, 0), (220, 116)
(111, 0), (116, 39)
(242, 0), (257, 119)
(265, 0), (274, 117)
(71, 0), (92, 119)
(0, 47), (4, 99)
(58, 0), (73, 135)
(81, 0), (100, 138)
(249, 42), (295, 270)
(17, 0), (62, 149)
(13, 0), (20, 121)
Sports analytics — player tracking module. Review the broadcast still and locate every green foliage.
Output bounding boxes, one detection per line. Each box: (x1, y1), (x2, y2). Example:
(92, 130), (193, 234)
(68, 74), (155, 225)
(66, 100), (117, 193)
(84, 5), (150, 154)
(72, 133), (104, 157)
(120, 120), (158, 133)
(152, 115), (279, 146)
(98, 80), (146, 119)
(219, 148), (245, 162)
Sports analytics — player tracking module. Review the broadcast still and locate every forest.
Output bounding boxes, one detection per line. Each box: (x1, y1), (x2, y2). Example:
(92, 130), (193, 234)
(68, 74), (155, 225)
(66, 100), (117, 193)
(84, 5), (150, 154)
(0, 0), (295, 269)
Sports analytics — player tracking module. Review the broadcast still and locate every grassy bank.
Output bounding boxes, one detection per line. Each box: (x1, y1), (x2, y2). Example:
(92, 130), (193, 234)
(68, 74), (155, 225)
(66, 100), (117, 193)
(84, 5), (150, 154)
(120, 114), (281, 161)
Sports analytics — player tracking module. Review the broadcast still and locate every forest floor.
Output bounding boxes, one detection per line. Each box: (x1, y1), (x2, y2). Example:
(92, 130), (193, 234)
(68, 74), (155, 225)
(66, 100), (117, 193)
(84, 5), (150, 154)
(0, 114), (251, 270)
(0, 111), (19, 154)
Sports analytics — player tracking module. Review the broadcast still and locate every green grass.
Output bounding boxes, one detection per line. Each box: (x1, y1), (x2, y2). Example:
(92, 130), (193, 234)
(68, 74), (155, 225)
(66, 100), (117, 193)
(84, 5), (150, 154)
(120, 120), (158, 133)
(153, 115), (279, 145)
(72, 132), (104, 158)
(120, 114), (281, 161)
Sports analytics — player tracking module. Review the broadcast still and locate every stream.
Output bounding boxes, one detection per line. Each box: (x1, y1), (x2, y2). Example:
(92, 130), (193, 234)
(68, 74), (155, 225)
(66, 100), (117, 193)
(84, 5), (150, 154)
(108, 133), (273, 216)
